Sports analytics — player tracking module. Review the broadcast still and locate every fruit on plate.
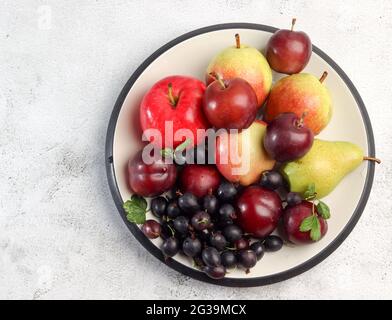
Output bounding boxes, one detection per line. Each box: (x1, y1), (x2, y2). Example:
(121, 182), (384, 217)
(161, 237), (180, 257)
(140, 75), (208, 148)
(263, 235), (284, 252)
(283, 201), (328, 244)
(179, 164), (221, 197)
(266, 18), (312, 74)
(281, 139), (381, 199)
(128, 150), (177, 197)
(124, 174), (285, 279)
(236, 185), (283, 238)
(206, 33), (272, 106)
(141, 220), (161, 239)
(238, 249), (257, 273)
(264, 72), (332, 135)
(215, 120), (275, 186)
(264, 112), (314, 162)
(202, 265), (226, 279)
(203, 76), (258, 129)
(259, 170), (285, 190)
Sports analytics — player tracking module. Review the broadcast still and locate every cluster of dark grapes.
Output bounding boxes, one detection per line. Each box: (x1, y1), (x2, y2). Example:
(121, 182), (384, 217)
(141, 180), (284, 280)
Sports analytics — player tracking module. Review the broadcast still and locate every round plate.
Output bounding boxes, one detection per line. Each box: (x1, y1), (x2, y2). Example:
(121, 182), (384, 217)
(105, 23), (376, 287)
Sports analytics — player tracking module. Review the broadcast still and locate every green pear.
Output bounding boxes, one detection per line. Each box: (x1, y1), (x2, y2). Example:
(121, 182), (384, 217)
(281, 139), (378, 199)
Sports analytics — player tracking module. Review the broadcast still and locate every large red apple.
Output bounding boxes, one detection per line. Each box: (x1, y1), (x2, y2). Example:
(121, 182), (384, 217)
(215, 120), (275, 186)
(140, 76), (208, 148)
(236, 186), (283, 238)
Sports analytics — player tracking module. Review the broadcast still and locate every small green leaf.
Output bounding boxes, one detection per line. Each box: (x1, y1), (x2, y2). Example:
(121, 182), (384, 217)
(317, 201), (331, 220)
(123, 195), (148, 224)
(310, 217), (321, 241)
(131, 194), (147, 211)
(126, 207), (146, 224)
(161, 148), (174, 158)
(175, 138), (192, 153)
(300, 215), (315, 232)
(304, 183), (317, 200)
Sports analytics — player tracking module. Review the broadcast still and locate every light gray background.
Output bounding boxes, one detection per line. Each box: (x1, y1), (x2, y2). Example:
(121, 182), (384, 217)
(1, 0), (391, 300)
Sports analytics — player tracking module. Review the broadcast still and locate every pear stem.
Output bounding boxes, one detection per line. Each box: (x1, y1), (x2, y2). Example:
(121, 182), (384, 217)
(319, 71), (328, 83)
(167, 83), (178, 107)
(363, 156), (381, 164)
(291, 18), (296, 31)
(235, 33), (241, 48)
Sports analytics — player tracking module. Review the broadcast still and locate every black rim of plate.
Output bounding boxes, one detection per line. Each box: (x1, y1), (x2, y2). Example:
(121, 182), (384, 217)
(105, 23), (376, 287)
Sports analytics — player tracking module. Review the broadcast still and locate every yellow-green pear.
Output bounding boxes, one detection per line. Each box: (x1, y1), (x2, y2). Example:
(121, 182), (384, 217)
(281, 139), (378, 198)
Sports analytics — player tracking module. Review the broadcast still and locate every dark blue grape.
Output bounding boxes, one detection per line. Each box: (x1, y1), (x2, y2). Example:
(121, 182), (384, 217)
(263, 235), (283, 252)
(151, 196), (167, 218)
(202, 247), (221, 267)
(221, 251), (237, 268)
(182, 237), (202, 257)
(162, 237), (179, 257)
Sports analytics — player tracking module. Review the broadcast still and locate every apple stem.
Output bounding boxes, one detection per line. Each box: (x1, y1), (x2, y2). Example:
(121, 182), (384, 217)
(295, 111), (308, 127)
(363, 156), (381, 164)
(319, 71), (328, 83)
(291, 18), (297, 31)
(209, 72), (226, 89)
(235, 33), (241, 48)
(167, 83), (178, 107)
(217, 76), (226, 90)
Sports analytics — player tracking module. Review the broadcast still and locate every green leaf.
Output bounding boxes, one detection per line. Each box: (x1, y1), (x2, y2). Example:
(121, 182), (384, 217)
(175, 138), (192, 153)
(123, 195), (147, 224)
(304, 183), (317, 200)
(310, 217), (321, 241)
(160, 148), (174, 158)
(125, 205), (146, 224)
(317, 201), (331, 220)
(299, 215), (315, 232)
(131, 194), (147, 211)
(300, 215), (322, 241)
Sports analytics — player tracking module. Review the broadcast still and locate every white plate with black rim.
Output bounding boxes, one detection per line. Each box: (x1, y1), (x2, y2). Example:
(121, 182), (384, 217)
(105, 23), (376, 287)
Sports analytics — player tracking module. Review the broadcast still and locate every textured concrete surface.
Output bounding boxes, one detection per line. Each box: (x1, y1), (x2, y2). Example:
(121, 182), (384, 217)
(1, 0), (392, 300)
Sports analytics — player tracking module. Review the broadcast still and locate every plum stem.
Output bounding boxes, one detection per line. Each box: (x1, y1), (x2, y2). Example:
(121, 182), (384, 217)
(319, 71), (328, 83)
(235, 33), (241, 48)
(291, 18), (296, 31)
(363, 156), (381, 164)
(167, 83), (178, 107)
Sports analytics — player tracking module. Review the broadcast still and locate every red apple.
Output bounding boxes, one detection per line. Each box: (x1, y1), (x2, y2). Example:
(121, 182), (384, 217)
(236, 186), (283, 238)
(266, 18), (312, 74)
(179, 165), (221, 197)
(203, 77), (258, 130)
(215, 120), (275, 186)
(140, 76), (208, 148)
